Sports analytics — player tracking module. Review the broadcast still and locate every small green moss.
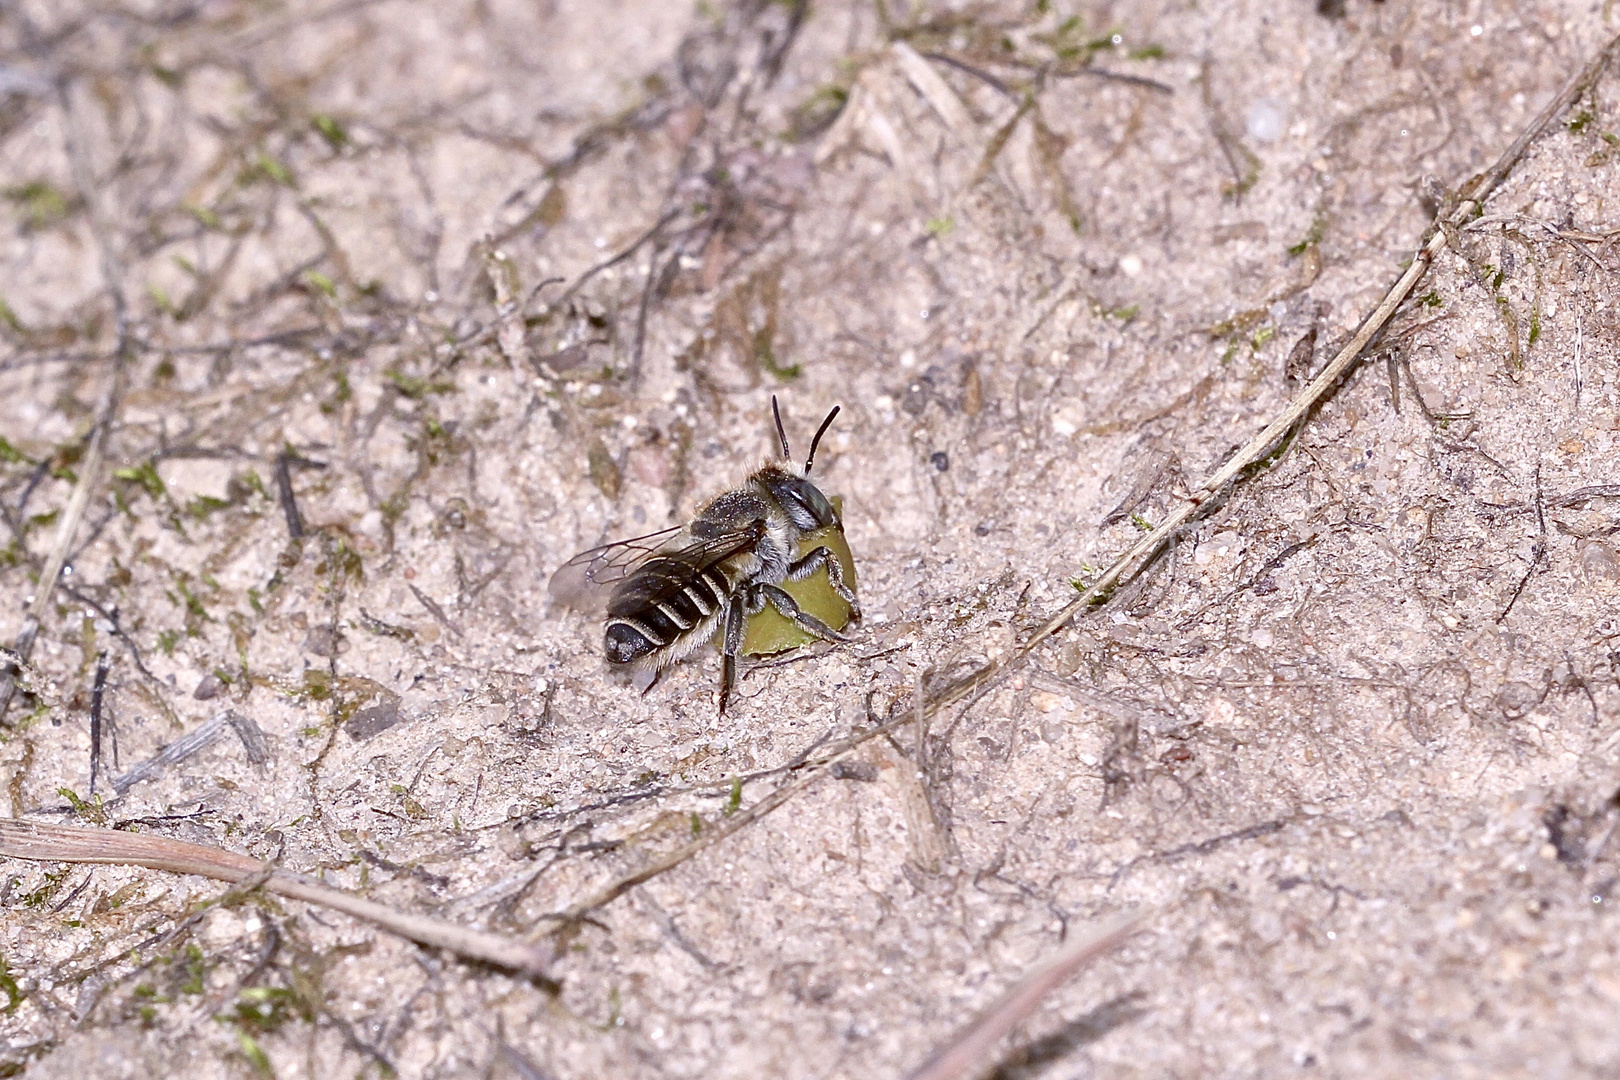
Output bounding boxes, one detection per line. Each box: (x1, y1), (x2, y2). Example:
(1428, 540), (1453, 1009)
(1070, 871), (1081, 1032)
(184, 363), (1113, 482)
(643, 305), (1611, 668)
(690, 812), (702, 837)
(304, 271), (336, 298)
(156, 629), (180, 656)
(21, 867), (69, 908)
(1130, 513), (1155, 532)
(248, 151), (294, 187)
(56, 787), (107, 823)
(338, 541), (363, 582)
(187, 203), (221, 229)
(787, 84), (849, 141)
(148, 61), (182, 87)
(1420, 290), (1443, 308)
(0, 954), (22, 1014)
(179, 944), (206, 995)
(227, 986), (308, 1033)
(3, 180), (72, 230)
(385, 369), (455, 398)
(113, 460), (166, 499)
(311, 113), (348, 150)
(1208, 308), (1265, 338)
(175, 577), (211, 626)
(299, 670), (333, 701)
(755, 332), (801, 380)
(1068, 564), (1104, 592)
(1568, 109), (1596, 133)
(724, 776), (743, 816)
(380, 491), (409, 524)
(925, 216), (955, 238)
(235, 1031), (274, 1078)
(186, 495), (231, 521)
(147, 284), (175, 316)
(1287, 213), (1327, 256)
(1128, 43), (1166, 59)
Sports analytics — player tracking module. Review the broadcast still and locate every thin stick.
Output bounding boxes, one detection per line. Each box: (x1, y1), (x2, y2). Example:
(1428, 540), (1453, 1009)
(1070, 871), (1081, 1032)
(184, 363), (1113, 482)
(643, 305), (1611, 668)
(1021, 30), (1620, 653)
(0, 818), (552, 979)
(88, 650), (110, 795)
(905, 912), (1146, 1080)
(274, 448), (306, 539)
(0, 392), (116, 720)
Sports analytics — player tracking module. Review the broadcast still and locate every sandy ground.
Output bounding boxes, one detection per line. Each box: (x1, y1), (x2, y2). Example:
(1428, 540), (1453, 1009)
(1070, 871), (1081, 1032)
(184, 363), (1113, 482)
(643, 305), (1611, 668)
(2, 1), (1620, 1077)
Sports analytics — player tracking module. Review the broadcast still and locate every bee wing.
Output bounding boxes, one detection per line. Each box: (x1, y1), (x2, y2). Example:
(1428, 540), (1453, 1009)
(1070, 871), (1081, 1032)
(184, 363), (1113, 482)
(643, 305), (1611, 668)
(547, 524), (686, 612)
(548, 523), (767, 613)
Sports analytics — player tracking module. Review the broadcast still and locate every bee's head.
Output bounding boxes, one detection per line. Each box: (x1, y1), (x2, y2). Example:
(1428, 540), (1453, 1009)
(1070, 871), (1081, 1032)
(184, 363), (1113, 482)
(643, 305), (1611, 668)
(760, 468), (839, 531)
(764, 397), (843, 530)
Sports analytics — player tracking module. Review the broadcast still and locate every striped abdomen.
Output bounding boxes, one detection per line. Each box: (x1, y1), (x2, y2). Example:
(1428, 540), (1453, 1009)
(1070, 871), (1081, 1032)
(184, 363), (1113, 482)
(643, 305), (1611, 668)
(604, 556), (734, 665)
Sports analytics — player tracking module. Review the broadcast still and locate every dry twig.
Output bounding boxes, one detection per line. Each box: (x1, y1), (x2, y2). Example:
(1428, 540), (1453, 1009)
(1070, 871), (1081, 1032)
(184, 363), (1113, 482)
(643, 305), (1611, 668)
(905, 913), (1146, 1080)
(1021, 30), (1620, 653)
(0, 818), (552, 979)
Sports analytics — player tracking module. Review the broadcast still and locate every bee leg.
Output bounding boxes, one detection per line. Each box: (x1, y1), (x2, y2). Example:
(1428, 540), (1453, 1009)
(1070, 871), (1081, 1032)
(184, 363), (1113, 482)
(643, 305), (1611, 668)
(787, 546), (861, 621)
(719, 591), (747, 714)
(759, 584), (851, 643)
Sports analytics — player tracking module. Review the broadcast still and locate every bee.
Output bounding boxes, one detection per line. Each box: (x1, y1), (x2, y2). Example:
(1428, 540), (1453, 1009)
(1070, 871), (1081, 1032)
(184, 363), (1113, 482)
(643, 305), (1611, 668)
(549, 398), (858, 713)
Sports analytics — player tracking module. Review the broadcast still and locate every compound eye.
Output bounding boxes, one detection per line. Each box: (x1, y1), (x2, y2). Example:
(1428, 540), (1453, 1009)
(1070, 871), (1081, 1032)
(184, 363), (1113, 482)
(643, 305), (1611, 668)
(789, 485), (835, 528)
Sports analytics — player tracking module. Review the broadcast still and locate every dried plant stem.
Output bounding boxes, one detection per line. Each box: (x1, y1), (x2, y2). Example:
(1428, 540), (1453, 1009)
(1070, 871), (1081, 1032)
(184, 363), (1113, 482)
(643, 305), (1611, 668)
(905, 912), (1146, 1080)
(1020, 29), (1620, 652)
(0, 818), (551, 978)
(0, 387), (116, 720)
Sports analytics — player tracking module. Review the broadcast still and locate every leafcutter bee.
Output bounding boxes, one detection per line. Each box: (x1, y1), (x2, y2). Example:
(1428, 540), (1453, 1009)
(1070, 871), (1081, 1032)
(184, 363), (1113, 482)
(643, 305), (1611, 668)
(549, 398), (859, 713)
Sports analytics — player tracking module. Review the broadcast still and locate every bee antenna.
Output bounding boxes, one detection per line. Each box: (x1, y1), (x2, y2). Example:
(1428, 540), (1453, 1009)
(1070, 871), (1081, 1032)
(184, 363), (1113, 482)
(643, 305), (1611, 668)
(771, 395), (792, 460)
(804, 405), (840, 474)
